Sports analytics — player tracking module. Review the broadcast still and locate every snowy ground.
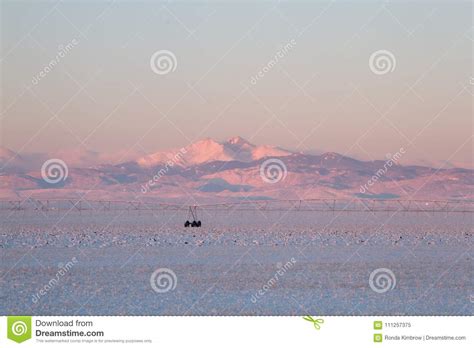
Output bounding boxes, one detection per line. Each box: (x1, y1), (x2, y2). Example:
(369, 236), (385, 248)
(0, 211), (472, 315)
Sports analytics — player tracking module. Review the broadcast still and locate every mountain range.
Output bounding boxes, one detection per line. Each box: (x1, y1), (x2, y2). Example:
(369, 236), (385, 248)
(0, 137), (472, 202)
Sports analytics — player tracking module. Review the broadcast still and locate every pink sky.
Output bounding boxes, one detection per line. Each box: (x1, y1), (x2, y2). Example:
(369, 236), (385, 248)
(1, 1), (472, 168)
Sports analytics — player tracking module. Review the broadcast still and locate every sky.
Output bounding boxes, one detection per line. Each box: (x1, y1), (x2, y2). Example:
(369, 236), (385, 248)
(0, 0), (472, 168)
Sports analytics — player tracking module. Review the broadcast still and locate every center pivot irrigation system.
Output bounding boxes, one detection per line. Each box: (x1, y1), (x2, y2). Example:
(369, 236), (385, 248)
(1, 198), (473, 228)
(184, 205), (201, 228)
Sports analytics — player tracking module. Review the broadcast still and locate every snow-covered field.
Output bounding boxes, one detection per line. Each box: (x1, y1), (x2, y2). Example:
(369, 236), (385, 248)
(0, 211), (472, 315)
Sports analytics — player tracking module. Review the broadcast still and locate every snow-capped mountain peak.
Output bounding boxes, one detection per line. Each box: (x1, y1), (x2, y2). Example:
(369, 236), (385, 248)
(227, 136), (252, 146)
(1, 139), (472, 202)
(136, 137), (293, 168)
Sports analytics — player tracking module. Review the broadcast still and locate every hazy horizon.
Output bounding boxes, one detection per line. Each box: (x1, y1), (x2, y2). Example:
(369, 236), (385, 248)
(1, 134), (473, 170)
